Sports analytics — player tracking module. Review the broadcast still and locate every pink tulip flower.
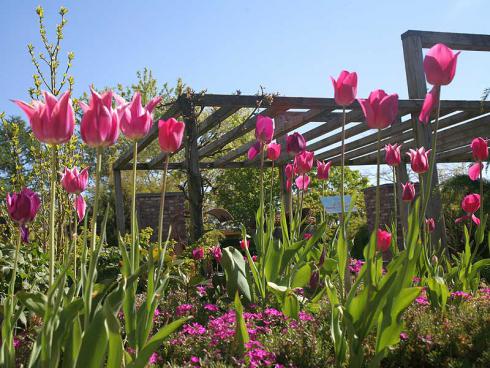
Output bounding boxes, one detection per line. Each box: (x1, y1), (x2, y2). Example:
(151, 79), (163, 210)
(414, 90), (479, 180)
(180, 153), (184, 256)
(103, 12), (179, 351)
(6, 188), (41, 243)
(423, 43), (460, 86)
(376, 229), (392, 252)
(407, 147), (431, 174)
(286, 132), (306, 155)
(75, 195), (86, 222)
(61, 167), (89, 195)
(317, 160), (332, 180)
(331, 70), (358, 106)
(418, 87), (440, 124)
(240, 239), (250, 250)
(248, 141), (262, 160)
(385, 144), (402, 166)
(358, 89), (399, 129)
(80, 88), (120, 147)
(267, 143), (281, 161)
(158, 118), (185, 153)
(295, 175), (310, 191)
(13, 90), (75, 145)
(255, 115), (274, 144)
(286, 179), (292, 191)
(116, 92), (162, 140)
(471, 137), (488, 162)
(425, 218), (436, 233)
(294, 150), (314, 174)
(285, 164), (294, 179)
(401, 182), (416, 202)
(468, 162), (483, 181)
(456, 193), (481, 225)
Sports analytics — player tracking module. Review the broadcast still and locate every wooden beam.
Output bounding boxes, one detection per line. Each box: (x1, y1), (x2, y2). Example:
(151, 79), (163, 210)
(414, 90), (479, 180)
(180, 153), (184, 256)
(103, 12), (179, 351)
(198, 106), (241, 136)
(113, 102), (181, 170)
(113, 169), (126, 235)
(198, 104), (289, 158)
(402, 30), (490, 51)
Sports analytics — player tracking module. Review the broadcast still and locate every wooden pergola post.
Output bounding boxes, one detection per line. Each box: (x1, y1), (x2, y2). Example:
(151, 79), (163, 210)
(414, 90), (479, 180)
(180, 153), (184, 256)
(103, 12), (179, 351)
(402, 32), (447, 248)
(276, 134), (290, 213)
(180, 93), (204, 242)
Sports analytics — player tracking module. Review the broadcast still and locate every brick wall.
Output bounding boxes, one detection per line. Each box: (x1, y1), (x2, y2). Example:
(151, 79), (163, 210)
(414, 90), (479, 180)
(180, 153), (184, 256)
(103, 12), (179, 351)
(135, 192), (187, 243)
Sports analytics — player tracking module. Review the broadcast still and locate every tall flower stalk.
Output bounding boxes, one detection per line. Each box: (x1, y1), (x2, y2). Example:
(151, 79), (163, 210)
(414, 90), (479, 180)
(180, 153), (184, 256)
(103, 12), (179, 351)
(48, 146), (57, 285)
(158, 155), (170, 248)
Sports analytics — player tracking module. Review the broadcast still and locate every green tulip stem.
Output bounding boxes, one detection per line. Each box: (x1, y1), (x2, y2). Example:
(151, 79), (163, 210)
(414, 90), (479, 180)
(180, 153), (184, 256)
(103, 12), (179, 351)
(340, 106), (346, 235)
(158, 154), (170, 249)
(131, 141), (138, 270)
(48, 145), (58, 287)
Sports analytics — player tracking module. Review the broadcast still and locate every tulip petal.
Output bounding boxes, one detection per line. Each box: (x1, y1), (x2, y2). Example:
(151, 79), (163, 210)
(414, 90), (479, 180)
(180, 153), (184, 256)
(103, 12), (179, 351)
(468, 162), (482, 181)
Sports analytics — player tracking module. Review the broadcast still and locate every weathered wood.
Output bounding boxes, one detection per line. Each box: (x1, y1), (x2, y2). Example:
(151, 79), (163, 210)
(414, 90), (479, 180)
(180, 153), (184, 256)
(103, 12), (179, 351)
(402, 30), (490, 51)
(198, 106), (241, 136)
(198, 105), (289, 158)
(182, 95), (205, 242)
(113, 169), (126, 235)
(113, 102), (181, 170)
(402, 32), (446, 247)
(276, 135), (290, 213)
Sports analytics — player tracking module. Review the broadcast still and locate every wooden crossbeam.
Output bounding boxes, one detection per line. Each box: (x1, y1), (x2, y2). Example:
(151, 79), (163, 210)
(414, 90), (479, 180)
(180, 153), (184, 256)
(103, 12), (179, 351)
(350, 113), (490, 165)
(318, 110), (475, 163)
(402, 30), (490, 51)
(198, 106), (241, 136)
(113, 102), (181, 170)
(437, 146), (472, 162)
(198, 105), (289, 158)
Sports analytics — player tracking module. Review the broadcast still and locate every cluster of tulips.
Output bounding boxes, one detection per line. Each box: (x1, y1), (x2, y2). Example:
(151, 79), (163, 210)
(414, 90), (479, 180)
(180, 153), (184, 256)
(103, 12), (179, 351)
(3, 87), (191, 367)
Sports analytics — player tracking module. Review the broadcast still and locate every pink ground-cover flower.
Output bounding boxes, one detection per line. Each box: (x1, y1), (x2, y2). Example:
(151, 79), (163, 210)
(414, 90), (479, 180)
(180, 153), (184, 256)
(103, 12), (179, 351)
(176, 303), (194, 316)
(349, 258), (365, 274)
(192, 247), (204, 260)
(204, 304), (219, 312)
(196, 285), (207, 297)
(13, 90), (74, 145)
(210, 245), (222, 262)
(183, 322), (207, 335)
(451, 291), (471, 299)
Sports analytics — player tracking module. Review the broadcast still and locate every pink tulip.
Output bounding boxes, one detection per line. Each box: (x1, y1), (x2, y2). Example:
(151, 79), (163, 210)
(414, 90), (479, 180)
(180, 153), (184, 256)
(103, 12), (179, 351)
(385, 144), (401, 166)
(240, 239), (250, 250)
(75, 195), (86, 222)
(317, 160), (332, 180)
(80, 88), (119, 147)
(425, 218), (435, 233)
(471, 137), (488, 162)
(358, 89), (399, 129)
(13, 90), (75, 145)
(6, 188), (41, 225)
(116, 92), (162, 140)
(376, 229), (392, 252)
(6, 188), (41, 243)
(418, 87), (440, 124)
(401, 182), (416, 202)
(286, 178), (292, 191)
(286, 132), (306, 155)
(255, 115), (274, 144)
(468, 162), (483, 181)
(61, 167), (89, 195)
(211, 245), (222, 263)
(192, 247), (204, 260)
(267, 143), (281, 161)
(331, 70), (358, 106)
(158, 118), (185, 153)
(295, 175), (310, 191)
(285, 164), (294, 179)
(423, 43), (460, 86)
(407, 147), (431, 174)
(294, 150), (314, 174)
(456, 193), (481, 225)
(248, 141), (262, 160)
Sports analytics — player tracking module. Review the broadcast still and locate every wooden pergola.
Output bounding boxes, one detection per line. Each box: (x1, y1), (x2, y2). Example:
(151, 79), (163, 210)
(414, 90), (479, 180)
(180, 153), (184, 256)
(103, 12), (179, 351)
(113, 30), (490, 243)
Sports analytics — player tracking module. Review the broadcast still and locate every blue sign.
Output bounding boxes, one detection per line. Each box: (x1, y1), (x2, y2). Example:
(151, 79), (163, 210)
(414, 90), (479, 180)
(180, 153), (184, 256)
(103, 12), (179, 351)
(320, 195), (356, 214)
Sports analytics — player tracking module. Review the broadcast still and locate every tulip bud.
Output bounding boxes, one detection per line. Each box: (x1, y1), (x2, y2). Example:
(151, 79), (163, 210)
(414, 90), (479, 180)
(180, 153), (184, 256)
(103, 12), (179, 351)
(248, 141), (262, 160)
(295, 175), (310, 191)
(158, 118), (185, 153)
(294, 150), (314, 174)
(267, 142), (281, 161)
(418, 87), (440, 124)
(117, 92), (162, 140)
(6, 188), (41, 225)
(255, 115), (274, 144)
(471, 137), (488, 162)
(240, 239), (250, 250)
(285, 164), (294, 179)
(75, 194), (86, 222)
(309, 270), (320, 289)
(425, 218), (435, 233)
(61, 167), (89, 195)
(431, 255), (438, 265)
(317, 160), (332, 180)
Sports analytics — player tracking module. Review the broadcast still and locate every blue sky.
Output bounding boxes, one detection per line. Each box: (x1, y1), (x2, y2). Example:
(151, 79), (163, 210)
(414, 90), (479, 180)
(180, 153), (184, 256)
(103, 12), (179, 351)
(1, 0), (489, 116)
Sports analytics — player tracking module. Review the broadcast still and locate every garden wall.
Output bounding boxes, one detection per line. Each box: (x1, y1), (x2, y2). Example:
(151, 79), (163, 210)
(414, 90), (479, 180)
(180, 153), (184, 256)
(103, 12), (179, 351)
(135, 192), (187, 243)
